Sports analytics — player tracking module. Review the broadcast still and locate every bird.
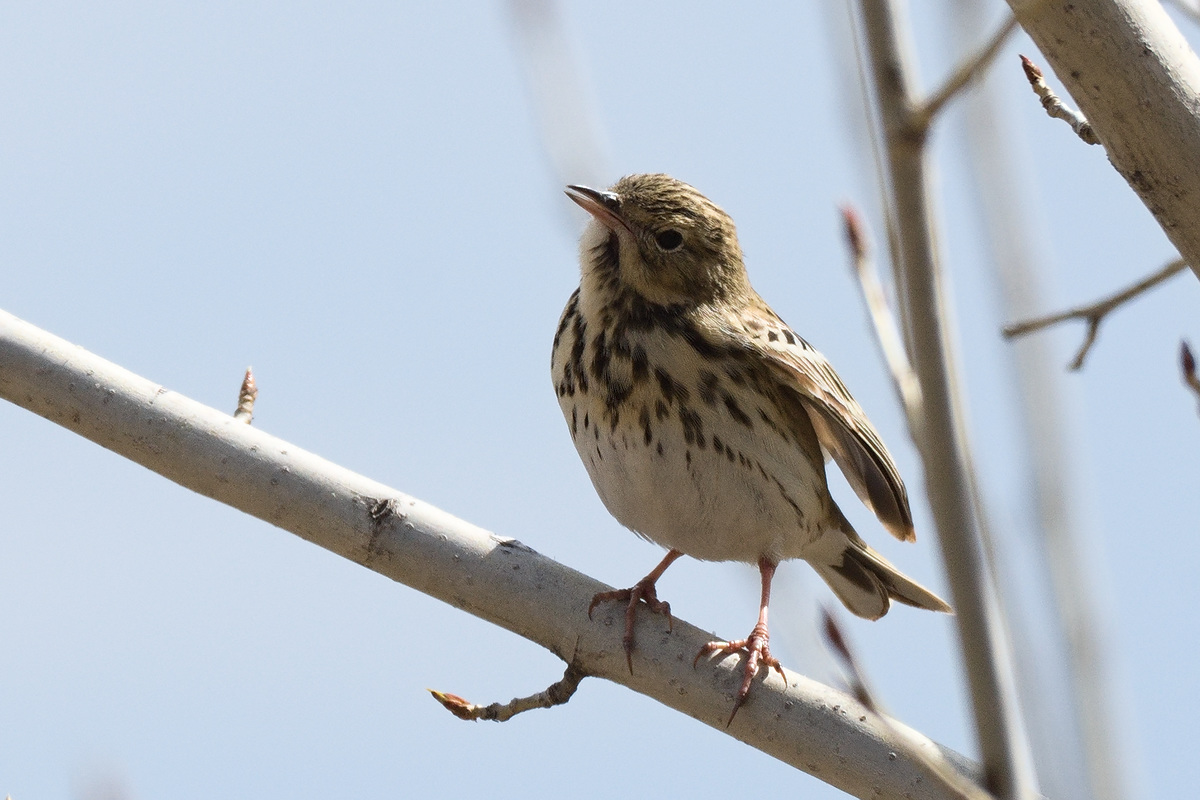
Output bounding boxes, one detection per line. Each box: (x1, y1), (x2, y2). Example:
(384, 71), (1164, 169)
(551, 173), (951, 722)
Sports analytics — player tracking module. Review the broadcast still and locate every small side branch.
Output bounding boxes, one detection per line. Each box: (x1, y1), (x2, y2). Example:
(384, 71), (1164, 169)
(429, 661), (586, 722)
(234, 367), (257, 423)
(1003, 257), (1187, 370)
(840, 206), (923, 432)
(1182, 341), (1200, 413)
(916, 14), (1019, 130)
(1020, 55), (1100, 145)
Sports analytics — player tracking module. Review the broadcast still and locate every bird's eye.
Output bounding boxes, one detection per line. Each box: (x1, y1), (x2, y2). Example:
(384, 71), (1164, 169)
(654, 229), (684, 251)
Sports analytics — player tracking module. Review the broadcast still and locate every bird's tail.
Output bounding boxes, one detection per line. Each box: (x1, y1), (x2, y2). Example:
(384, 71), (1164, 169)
(812, 534), (952, 621)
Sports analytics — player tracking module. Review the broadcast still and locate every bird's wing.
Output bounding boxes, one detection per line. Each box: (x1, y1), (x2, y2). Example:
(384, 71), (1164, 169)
(727, 306), (916, 542)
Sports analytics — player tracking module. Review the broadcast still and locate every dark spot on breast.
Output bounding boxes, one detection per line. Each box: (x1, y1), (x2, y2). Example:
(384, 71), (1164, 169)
(655, 399), (669, 421)
(723, 394), (753, 428)
(571, 406), (578, 436)
(712, 434), (723, 452)
(772, 476), (805, 521)
(553, 291), (579, 350)
(698, 371), (720, 406)
(724, 363), (746, 386)
(686, 449), (692, 467)
(655, 368), (690, 405)
(571, 314), (589, 394)
(656, 441), (664, 457)
(590, 330), (610, 382)
(757, 407), (786, 441)
(631, 345), (649, 384)
(605, 382), (631, 416)
(639, 405), (652, 445)
(583, 411), (590, 430)
(679, 406), (704, 449)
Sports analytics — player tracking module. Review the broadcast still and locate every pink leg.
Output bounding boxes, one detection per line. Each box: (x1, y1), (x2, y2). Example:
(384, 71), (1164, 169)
(694, 558), (786, 726)
(589, 549), (685, 674)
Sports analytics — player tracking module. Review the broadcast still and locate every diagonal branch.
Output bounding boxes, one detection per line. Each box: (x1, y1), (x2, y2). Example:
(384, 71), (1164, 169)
(0, 307), (987, 800)
(915, 14), (1019, 131)
(1003, 257), (1187, 370)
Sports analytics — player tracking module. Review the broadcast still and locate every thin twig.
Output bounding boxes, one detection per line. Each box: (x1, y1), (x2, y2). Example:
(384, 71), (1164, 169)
(429, 661), (586, 722)
(1003, 257), (1187, 370)
(233, 367), (257, 424)
(840, 205), (923, 432)
(1019, 55), (1101, 145)
(916, 14), (1019, 130)
(1181, 341), (1200, 413)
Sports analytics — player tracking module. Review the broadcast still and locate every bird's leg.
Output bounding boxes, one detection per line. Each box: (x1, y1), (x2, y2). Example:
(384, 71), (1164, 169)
(694, 557), (786, 726)
(589, 548), (684, 674)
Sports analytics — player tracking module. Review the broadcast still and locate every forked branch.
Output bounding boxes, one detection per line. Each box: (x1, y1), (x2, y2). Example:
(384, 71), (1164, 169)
(1002, 258), (1187, 370)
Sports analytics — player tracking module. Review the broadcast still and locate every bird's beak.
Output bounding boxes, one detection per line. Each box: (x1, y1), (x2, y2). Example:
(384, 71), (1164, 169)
(565, 185), (632, 234)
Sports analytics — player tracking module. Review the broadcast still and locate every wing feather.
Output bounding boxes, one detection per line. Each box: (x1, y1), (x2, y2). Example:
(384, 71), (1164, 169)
(729, 306), (917, 542)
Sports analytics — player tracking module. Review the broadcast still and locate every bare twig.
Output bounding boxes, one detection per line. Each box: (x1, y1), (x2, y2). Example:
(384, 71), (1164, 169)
(1182, 341), (1200, 412)
(916, 14), (1019, 130)
(1019, 55), (1101, 145)
(0, 308), (989, 800)
(1003, 257), (1187, 370)
(858, 3), (1034, 797)
(429, 661), (586, 722)
(840, 205), (923, 431)
(233, 367), (257, 423)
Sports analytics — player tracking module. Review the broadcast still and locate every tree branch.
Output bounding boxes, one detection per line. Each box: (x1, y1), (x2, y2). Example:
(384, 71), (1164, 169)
(0, 307), (987, 800)
(841, 205), (923, 432)
(1002, 257), (1187, 370)
(915, 14), (1019, 131)
(858, 2), (1034, 797)
(1007, 0), (1200, 282)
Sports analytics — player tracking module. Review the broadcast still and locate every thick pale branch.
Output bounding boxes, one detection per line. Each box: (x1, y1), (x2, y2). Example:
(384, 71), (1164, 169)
(1008, 0), (1200, 282)
(1003, 257), (1187, 370)
(0, 308), (983, 800)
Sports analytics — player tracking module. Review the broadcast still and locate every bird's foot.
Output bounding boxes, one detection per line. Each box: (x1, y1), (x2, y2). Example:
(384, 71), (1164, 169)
(589, 579), (673, 674)
(694, 622), (785, 726)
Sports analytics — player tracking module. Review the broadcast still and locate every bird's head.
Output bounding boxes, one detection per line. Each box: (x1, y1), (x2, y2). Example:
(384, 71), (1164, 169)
(566, 174), (750, 307)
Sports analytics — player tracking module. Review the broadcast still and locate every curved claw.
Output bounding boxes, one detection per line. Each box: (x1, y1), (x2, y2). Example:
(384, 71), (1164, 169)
(693, 622), (783, 726)
(588, 580), (673, 674)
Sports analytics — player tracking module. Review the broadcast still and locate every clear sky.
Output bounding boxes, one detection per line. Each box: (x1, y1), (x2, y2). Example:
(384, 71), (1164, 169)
(3, 3), (1198, 799)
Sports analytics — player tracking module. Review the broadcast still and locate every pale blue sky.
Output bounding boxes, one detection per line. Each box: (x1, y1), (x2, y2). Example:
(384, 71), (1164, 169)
(3, 3), (1198, 799)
